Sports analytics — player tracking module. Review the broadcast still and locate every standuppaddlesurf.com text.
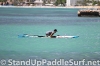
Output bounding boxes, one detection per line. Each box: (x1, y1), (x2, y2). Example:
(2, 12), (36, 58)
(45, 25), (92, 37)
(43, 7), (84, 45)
(0, 59), (100, 66)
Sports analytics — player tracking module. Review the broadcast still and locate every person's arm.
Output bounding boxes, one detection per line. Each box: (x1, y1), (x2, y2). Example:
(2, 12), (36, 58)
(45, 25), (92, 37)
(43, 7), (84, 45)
(50, 32), (54, 37)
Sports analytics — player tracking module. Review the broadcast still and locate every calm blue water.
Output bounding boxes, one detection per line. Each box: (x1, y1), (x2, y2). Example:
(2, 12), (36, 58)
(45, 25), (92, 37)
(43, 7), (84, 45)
(0, 7), (100, 66)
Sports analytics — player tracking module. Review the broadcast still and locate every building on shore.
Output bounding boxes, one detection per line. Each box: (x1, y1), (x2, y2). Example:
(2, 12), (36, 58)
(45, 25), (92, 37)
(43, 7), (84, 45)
(66, 0), (100, 6)
(34, 0), (43, 6)
(0, 0), (57, 6)
(1, 0), (100, 6)
(0, 0), (35, 6)
(66, 0), (82, 6)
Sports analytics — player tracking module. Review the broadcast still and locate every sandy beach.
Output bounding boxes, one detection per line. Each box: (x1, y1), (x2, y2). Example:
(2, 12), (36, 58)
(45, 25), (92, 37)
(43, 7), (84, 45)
(0, 5), (100, 9)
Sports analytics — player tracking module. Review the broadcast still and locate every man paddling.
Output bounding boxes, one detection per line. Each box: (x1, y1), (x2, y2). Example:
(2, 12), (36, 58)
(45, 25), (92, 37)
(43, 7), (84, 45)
(46, 29), (58, 38)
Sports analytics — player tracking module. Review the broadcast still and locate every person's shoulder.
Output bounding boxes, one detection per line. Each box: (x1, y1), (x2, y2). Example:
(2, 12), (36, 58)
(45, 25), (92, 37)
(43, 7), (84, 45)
(46, 30), (53, 33)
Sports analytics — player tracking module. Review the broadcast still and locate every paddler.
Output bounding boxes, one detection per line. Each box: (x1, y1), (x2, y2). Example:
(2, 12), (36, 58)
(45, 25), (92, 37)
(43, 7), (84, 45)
(45, 29), (58, 37)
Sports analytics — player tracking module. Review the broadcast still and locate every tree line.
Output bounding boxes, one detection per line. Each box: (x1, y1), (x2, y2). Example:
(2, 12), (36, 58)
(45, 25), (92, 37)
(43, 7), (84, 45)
(0, 0), (7, 2)
(0, 0), (10, 5)
(55, 0), (100, 6)
(77, 0), (100, 6)
(0, 0), (100, 6)
(54, 0), (66, 6)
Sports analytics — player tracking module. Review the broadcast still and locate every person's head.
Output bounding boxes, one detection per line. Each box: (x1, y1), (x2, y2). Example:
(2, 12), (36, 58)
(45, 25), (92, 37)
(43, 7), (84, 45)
(54, 29), (57, 33)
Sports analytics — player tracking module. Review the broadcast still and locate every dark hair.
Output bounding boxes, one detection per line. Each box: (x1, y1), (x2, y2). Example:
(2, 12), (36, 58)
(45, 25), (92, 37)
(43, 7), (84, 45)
(54, 29), (57, 32)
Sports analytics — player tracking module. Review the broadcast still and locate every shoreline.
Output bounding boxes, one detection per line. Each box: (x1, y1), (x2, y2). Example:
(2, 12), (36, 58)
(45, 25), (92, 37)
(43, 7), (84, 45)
(0, 5), (100, 9)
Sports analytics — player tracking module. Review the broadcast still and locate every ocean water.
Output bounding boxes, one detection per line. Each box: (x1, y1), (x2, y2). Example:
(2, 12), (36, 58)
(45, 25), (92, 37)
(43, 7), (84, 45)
(0, 7), (100, 66)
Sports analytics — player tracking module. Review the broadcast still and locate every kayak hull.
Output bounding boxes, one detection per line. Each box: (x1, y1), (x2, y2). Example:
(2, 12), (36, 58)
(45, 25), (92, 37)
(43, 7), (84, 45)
(18, 34), (79, 38)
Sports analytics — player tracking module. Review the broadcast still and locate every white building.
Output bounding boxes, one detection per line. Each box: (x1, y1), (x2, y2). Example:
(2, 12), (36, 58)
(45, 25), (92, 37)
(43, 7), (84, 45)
(66, 0), (100, 6)
(66, 0), (82, 6)
(34, 0), (43, 6)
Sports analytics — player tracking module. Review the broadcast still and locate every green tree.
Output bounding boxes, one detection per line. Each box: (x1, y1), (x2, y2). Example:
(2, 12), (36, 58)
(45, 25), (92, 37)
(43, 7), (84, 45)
(19, 0), (23, 2)
(82, 0), (87, 6)
(92, 1), (97, 6)
(61, 0), (66, 6)
(55, 0), (60, 6)
(55, 0), (66, 6)
(0, 0), (7, 2)
(12, 0), (18, 6)
(76, 1), (82, 6)
(98, 1), (100, 6)
(43, 0), (46, 5)
(48, 0), (51, 4)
